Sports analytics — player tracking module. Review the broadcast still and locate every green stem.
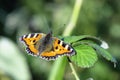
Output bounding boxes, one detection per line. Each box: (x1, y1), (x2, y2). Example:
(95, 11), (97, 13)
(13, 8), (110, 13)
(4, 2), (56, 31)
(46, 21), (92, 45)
(67, 57), (80, 80)
(48, 57), (67, 80)
(69, 62), (80, 80)
(63, 0), (83, 36)
(48, 0), (83, 80)
(63, 0), (83, 79)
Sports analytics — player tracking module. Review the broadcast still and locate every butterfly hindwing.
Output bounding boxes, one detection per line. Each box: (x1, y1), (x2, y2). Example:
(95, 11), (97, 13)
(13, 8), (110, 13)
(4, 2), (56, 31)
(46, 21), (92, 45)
(40, 38), (75, 60)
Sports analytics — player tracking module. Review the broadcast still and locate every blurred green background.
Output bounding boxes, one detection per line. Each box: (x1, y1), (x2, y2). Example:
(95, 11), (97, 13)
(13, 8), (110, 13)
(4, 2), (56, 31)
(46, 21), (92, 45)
(0, 0), (120, 80)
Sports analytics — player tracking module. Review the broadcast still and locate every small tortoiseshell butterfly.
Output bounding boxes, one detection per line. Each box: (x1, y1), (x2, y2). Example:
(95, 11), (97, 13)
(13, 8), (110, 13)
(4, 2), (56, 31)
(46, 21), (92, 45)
(20, 32), (75, 60)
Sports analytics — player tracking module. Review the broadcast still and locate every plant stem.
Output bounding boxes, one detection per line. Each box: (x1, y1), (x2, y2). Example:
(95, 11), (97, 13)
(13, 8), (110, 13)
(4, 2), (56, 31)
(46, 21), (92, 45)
(63, 0), (83, 79)
(48, 57), (67, 80)
(69, 62), (80, 80)
(48, 0), (83, 80)
(67, 57), (80, 80)
(63, 0), (83, 36)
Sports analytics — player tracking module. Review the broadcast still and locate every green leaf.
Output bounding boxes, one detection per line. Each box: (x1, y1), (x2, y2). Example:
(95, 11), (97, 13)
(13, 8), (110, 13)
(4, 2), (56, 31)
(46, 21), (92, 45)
(59, 35), (102, 45)
(70, 44), (98, 68)
(89, 43), (117, 64)
(59, 36), (86, 43)
(59, 35), (116, 67)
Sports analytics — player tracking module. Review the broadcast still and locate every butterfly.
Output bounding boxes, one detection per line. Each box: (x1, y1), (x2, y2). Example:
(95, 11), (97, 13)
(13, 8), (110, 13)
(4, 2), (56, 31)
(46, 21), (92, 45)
(20, 32), (75, 60)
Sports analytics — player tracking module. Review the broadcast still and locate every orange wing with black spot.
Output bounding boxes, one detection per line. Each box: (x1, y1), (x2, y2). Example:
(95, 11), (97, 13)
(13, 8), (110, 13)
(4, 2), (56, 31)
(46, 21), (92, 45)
(40, 38), (75, 60)
(20, 33), (45, 56)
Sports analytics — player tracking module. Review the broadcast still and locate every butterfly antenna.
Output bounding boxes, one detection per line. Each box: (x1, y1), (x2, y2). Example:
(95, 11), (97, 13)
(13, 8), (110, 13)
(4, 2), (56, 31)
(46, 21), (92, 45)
(53, 24), (66, 35)
(42, 16), (53, 33)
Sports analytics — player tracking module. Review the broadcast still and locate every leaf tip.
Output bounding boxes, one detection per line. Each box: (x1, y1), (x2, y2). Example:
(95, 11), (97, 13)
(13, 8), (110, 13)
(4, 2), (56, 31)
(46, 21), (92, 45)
(100, 41), (109, 49)
(114, 62), (116, 68)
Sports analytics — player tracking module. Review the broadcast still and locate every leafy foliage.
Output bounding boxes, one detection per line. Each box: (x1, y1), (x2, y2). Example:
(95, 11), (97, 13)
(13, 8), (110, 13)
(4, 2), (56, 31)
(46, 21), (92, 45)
(62, 35), (116, 68)
(89, 43), (117, 64)
(71, 44), (98, 68)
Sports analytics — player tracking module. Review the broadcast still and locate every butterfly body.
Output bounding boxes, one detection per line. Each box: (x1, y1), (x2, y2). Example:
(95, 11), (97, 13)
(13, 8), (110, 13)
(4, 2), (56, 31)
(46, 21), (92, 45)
(20, 32), (75, 60)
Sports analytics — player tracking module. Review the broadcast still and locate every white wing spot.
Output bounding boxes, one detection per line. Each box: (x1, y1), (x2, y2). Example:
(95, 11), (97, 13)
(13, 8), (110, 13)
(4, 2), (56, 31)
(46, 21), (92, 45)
(23, 35), (26, 38)
(60, 41), (63, 46)
(65, 45), (69, 49)
(33, 33), (38, 38)
(27, 34), (31, 38)
(70, 48), (73, 52)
